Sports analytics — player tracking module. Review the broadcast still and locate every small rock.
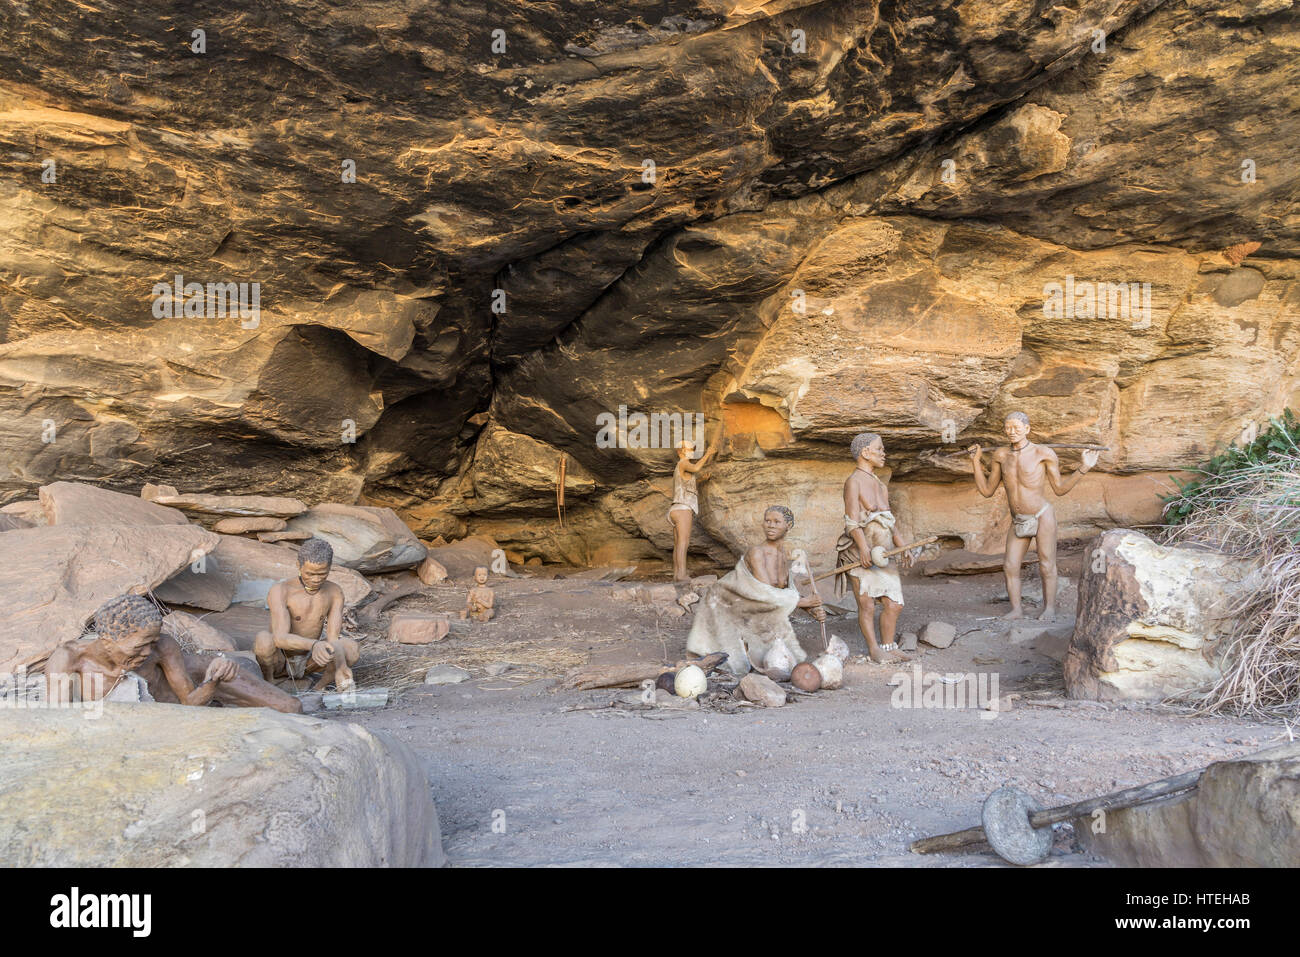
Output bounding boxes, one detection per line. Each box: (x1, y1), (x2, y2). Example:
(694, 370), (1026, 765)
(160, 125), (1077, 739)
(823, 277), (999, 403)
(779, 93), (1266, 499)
(899, 631), (919, 652)
(322, 688), (389, 709)
(424, 664), (470, 685)
(920, 621), (957, 649)
(416, 555), (449, 586)
(677, 591), (700, 610)
(212, 516), (287, 535)
(641, 584), (678, 606)
(484, 662), (511, 677)
(388, 614), (449, 645)
(738, 672), (786, 708)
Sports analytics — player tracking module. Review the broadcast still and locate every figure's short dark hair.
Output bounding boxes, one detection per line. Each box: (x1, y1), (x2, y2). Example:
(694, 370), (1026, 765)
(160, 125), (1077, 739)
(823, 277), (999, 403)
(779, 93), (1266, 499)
(851, 432), (881, 460)
(297, 537), (333, 567)
(94, 595), (162, 641)
(765, 505), (795, 529)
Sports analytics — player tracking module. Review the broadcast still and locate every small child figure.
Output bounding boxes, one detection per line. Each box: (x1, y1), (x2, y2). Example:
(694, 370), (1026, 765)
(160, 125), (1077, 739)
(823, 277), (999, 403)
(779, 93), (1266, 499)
(459, 566), (495, 622)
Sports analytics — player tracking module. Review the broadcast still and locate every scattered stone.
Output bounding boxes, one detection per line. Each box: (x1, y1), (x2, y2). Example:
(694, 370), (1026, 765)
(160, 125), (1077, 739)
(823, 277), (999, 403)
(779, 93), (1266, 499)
(447, 617), (472, 634)
(664, 604), (686, 618)
(425, 664), (471, 685)
(388, 614), (449, 645)
(677, 591), (700, 610)
(296, 691), (323, 713)
(484, 662), (512, 677)
(0, 704), (443, 866)
(0, 524), (219, 670)
(920, 621), (957, 649)
(690, 575), (718, 587)
(256, 529), (312, 543)
(40, 481), (189, 527)
(145, 488), (307, 519)
(739, 672), (787, 708)
(416, 555), (449, 585)
(212, 516), (287, 534)
(899, 631), (919, 652)
(105, 672), (155, 703)
(641, 584), (678, 606)
(161, 611), (237, 653)
(568, 565), (636, 582)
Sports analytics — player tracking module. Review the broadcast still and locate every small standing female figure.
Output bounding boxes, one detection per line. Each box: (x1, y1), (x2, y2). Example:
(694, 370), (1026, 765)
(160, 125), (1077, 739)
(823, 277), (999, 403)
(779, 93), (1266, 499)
(669, 429), (721, 581)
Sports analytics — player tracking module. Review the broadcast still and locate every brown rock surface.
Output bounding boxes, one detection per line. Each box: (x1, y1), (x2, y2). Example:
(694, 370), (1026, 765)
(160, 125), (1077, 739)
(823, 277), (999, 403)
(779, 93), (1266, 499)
(212, 515), (288, 534)
(161, 610), (238, 653)
(0, 524), (219, 669)
(285, 503), (427, 573)
(388, 614), (450, 645)
(149, 491), (308, 519)
(39, 481), (188, 527)
(1079, 743), (1300, 867)
(155, 534), (371, 610)
(0, 0), (1296, 566)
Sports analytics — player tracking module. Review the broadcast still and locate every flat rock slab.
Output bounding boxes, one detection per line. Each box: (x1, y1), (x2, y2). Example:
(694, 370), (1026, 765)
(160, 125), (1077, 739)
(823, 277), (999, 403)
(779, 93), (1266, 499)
(920, 621), (957, 649)
(40, 481), (189, 527)
(155, 534), (370, 610)
(0, 524), (219, 670)
(213, 516), (287, 534)
(922, 548), (1037, 576)
(0, 704), (443, 866)
(145, 488), (307, 519)
(0, 513), (33, 532)
(257, 529), (311, 543)
(286, 503), (427, 573)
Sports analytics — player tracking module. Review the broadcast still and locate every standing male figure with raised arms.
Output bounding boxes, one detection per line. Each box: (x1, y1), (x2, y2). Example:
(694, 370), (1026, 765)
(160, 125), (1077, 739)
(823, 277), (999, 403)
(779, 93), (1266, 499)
(968, 412), (1099, 620)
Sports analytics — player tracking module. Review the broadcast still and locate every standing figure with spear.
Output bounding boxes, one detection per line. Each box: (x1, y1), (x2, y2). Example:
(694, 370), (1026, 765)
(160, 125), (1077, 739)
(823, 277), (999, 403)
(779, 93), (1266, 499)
(836, 433), (919, 664)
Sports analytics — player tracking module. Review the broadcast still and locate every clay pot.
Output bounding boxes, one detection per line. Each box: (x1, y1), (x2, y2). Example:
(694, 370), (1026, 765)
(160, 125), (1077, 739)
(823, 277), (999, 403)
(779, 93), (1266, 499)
(791, 662), (822, 692)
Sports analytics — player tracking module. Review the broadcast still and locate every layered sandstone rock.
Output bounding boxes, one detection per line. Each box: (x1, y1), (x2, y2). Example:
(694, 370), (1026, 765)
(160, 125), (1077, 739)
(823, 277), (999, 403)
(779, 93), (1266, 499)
(1078, 743), (1300, 867)
(1065, 529), (1256, 701)
(0, 705), (445, 867)
(0, 0), (1296, 565)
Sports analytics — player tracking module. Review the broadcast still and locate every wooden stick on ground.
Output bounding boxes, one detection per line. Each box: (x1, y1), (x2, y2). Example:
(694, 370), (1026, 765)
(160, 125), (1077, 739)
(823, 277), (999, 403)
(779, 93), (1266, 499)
(812, 536), (940, 583)
(909, 768), (1205, 855)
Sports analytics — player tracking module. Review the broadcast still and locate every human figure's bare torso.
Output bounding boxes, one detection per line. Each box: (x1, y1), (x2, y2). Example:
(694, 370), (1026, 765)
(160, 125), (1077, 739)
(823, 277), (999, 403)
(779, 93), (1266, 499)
(845, 469), (890, 516)
(994, 443), (1051, 515)
(745, 542), (789, 588)
(283, 581), (334, 641)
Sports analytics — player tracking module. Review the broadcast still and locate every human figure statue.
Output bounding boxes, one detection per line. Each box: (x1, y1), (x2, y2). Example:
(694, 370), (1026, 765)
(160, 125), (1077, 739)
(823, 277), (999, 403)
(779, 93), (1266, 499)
(669, 428), (721, 581)
(459, 566), (496, 621)
(836, 433), (915, 663)
(686, 505), (825, 675)
(968, 411), (1100, 620)
(45, 594), (302, 713)
(254, 537), (360, 691)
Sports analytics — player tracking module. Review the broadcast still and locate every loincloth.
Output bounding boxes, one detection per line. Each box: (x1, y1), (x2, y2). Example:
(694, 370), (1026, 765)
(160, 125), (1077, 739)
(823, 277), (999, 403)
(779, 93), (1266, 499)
(1013, 503), (1051, 539)
(835, 511), (904, 605)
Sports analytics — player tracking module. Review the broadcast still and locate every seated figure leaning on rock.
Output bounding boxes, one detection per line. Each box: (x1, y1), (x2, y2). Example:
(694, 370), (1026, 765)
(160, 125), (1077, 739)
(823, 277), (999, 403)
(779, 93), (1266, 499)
(254, 537), (359, 692)
(45, 594), (302, 713)
(686, 505), (825, 675)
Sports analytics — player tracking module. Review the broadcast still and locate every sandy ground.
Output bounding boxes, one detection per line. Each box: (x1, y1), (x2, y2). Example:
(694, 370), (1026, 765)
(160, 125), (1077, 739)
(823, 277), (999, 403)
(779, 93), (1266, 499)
(323, 548), (1281, 867)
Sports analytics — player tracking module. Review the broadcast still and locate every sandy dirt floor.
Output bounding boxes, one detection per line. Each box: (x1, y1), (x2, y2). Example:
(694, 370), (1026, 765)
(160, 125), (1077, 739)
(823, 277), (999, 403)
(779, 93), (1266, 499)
(320, 547), (1283, 867)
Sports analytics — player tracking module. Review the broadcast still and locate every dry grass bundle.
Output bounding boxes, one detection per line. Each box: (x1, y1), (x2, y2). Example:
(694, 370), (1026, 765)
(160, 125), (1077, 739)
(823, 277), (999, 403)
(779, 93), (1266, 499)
(1163, 414), (1300, 719)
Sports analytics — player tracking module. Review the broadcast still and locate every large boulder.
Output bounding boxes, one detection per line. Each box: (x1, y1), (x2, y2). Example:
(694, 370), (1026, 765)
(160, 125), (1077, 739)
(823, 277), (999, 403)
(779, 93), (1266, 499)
(1078, 743), (1300, 867)
(0, 705), (445, 867)
(0, 524), (219, 670)
(39, 481), (189, 527)
(1065, 529), (1255, 701)
(155, 534), (370, 609)
(285, 504), (427, 573)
